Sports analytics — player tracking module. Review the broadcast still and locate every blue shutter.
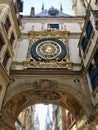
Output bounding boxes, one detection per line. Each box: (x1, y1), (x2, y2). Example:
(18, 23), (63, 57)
(89, 65), (98, 90)
(82, 37), (88, 52)
(95, 51), (98, 66)
(82, 21), (93, 52)
(86, 21), (93, 39)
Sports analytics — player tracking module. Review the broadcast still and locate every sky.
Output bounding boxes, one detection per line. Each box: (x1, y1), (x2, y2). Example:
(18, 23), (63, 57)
(21, 0), (74, 15)
(35, 104), (52, 130)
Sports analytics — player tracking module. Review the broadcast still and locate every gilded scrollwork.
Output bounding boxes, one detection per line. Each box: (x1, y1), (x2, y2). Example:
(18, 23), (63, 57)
(28, 30), (70, 41)
(23, 59), (73, 69)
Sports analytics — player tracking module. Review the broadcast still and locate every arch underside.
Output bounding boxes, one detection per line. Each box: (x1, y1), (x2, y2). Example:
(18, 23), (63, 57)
(2, 76), (92, 126)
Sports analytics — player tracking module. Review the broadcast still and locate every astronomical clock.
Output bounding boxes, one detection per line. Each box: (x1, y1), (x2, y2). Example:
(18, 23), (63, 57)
(30, 38), (66, 61)
(23, 27), (72, 69)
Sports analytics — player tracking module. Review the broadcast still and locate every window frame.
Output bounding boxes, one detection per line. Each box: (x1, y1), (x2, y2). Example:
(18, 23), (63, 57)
(4, 15), (11, 33)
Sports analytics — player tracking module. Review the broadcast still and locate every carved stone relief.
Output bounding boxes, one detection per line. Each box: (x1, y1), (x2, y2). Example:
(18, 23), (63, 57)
(33, 79), (58, 89)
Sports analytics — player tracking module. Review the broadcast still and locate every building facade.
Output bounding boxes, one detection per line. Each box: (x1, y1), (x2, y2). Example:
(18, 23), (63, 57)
(65, 109), (77, 130)
(52, 105), (63, 130)
(0, 0), (98, 130)
(45, 106), (52, 130)
(52, 106), (76, 130)
(15, 106), (35, 130)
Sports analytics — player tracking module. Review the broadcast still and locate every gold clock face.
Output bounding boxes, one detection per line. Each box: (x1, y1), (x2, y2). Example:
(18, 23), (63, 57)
(36, 41), (61, 59)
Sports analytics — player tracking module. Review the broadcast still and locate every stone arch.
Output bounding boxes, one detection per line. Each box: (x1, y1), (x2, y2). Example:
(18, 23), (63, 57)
(2, 78), (92, 129)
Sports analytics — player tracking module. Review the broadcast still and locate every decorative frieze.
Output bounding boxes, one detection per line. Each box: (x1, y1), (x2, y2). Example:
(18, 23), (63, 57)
(23, 59), (73, 70)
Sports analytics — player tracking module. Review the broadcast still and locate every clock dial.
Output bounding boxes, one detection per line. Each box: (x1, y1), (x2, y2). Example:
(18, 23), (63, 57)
(36, 41), (61, 59)
(30, 38), (66, 61)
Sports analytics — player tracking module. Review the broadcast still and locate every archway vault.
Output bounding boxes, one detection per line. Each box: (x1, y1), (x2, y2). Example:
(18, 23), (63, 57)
(1, 71), (93, 129)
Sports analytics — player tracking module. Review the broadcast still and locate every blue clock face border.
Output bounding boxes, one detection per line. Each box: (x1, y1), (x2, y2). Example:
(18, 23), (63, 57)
(30, 38), (66, 61)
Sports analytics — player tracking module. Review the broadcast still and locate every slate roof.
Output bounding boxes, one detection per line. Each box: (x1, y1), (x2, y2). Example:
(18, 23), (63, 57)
(36, 6), (71, 17)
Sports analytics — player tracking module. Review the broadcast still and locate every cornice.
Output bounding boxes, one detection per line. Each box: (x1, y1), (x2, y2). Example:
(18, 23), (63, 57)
(21, 16), (85, 23)
(21, 32), (81, 39)
(10, 68), (82, 76)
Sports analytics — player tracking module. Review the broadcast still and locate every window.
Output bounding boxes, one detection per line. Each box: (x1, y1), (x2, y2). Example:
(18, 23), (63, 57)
(95, 51), (98, 66)
(0, 35), (4, 51)
(3, 52), (9, 67)
(82, 21), (93, 52)
(47, 24), (59, 30)
(86, 21), (93, 39)
(89, 52), (98, 90)
(82, 37), (88, 52)
(4, 16), (11, 33)
(50, 24), (59, 30)
(10, 32), (15, 46)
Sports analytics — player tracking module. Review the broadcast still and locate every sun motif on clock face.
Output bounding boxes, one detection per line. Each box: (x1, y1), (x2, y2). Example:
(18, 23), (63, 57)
(36, 41), (61, 59)
(30, 38), (66, 61)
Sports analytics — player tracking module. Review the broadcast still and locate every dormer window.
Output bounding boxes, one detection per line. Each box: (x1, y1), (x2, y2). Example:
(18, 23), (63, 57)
(48, 7), (59, 16)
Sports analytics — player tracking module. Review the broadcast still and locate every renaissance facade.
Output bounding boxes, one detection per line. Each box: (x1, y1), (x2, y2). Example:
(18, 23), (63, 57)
(0, 0), (98, 130)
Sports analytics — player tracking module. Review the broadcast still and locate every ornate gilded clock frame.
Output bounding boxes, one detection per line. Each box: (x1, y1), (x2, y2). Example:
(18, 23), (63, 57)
(23, 28), (72, 69)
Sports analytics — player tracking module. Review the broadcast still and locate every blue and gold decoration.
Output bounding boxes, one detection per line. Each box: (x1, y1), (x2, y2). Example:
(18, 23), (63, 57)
(30, 38), (66, 61)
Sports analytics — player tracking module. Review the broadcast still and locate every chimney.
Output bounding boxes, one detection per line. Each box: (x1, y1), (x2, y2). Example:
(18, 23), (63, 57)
(30, 7), (35, 16)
